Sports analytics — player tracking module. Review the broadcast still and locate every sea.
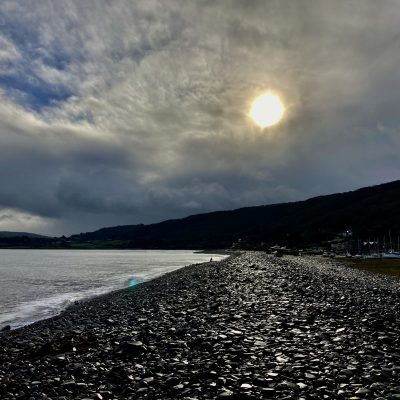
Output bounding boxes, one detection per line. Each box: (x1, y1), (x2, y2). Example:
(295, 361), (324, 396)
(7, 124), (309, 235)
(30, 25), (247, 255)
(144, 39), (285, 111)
(0, 249), (227, 329)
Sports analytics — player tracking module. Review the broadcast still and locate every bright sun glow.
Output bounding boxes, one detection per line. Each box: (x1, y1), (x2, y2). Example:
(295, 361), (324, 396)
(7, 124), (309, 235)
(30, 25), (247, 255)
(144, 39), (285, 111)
(250, 92), (285, 128)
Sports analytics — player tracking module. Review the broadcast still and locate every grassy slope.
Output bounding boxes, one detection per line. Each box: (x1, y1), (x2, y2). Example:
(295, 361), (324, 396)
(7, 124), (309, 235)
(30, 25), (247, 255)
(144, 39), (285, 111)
(342, 258), (400, 278)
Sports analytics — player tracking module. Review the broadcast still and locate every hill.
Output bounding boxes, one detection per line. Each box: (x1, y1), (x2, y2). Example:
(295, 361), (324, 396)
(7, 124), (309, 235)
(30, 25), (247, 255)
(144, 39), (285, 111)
(0, 231), (49, 239)
(0, 231), (52, 249)
(69, 180), (400, 249)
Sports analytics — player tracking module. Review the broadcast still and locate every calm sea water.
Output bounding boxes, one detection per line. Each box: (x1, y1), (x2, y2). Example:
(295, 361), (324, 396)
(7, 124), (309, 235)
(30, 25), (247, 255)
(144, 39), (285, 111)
(0, 249), (227, 329)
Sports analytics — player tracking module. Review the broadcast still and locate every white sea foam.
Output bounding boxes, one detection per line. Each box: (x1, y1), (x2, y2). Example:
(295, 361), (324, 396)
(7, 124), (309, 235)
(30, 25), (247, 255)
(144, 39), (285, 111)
(0, 285), (117, 328)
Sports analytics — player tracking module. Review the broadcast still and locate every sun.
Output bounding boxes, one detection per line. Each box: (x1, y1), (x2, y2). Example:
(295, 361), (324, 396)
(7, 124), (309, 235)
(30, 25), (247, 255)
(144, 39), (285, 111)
(250, 92), (285, 128)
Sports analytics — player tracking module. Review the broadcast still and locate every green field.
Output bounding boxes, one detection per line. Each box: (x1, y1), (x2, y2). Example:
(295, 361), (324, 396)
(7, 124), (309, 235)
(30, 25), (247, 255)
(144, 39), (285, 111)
(343, 258), (400, 278)
(65, 240), (131, 249)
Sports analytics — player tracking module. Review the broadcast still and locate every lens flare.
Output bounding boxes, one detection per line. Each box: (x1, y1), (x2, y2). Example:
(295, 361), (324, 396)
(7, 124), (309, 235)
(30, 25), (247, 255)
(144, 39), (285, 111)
(128, 278), (138, 287)
(250, 92), (285, 128)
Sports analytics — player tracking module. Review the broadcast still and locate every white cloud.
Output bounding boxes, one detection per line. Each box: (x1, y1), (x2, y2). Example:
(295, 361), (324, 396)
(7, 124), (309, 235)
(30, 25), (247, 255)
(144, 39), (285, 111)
(0, 35), (20, 61)
(0, 34), (21, 75)
(0, 208), (53, 234)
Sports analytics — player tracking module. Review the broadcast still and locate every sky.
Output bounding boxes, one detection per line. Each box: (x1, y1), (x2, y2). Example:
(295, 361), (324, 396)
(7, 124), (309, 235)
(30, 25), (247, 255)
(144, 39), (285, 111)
(0, 0), (400, 236)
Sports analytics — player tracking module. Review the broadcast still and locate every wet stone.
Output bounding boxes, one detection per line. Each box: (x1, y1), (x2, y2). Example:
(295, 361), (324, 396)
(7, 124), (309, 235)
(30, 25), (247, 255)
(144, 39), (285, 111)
(240, 383), (252, 389)
(355, 388), (369, 395)
(305, 373), (317, 379)
(118, 340), (145, 356)
(1, 325), (11, 332)
(218, 389), (234, 398)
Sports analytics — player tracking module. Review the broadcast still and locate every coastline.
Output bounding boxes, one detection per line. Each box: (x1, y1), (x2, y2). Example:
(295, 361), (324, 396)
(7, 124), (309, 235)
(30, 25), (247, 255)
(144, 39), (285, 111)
(0, 249), (227, 330)
(1, 252), (399, 399)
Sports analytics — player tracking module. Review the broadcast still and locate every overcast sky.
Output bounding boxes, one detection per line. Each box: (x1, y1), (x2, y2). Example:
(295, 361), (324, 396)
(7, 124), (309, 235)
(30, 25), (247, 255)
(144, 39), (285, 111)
(0, 0), (400, 235)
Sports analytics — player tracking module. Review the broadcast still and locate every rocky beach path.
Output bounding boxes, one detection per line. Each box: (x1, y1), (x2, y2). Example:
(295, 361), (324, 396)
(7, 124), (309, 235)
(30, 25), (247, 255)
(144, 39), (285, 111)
(0, 252), (399, 399)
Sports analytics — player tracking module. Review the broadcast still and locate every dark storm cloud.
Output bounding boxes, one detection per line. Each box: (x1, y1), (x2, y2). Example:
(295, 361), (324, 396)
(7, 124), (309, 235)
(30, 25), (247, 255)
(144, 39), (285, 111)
(0, 0), (400, 235)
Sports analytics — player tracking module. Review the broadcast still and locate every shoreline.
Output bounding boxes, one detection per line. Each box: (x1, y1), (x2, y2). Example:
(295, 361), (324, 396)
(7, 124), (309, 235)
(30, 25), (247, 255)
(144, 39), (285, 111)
(1, 255), (234, 334)
(1, 252), (399, 399)
(0, 250), (228, 331)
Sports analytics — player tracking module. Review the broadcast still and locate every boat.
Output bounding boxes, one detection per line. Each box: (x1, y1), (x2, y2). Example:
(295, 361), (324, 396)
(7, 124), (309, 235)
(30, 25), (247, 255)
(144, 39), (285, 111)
(381, 251), (400, 259)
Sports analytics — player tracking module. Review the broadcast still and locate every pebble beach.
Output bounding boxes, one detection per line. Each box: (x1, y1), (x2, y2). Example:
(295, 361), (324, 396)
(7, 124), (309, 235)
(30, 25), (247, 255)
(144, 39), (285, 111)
(0, 252), (399, 399)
